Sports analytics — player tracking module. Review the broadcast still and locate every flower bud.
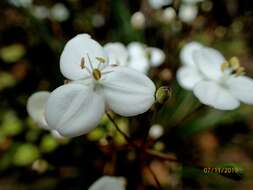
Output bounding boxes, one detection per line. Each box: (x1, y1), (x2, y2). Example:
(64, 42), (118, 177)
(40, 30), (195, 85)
(155, 86), (171, 104)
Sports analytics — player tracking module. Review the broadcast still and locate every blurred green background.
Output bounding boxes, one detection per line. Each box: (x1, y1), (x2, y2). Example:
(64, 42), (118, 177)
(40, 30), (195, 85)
(0, 0), (253, 189)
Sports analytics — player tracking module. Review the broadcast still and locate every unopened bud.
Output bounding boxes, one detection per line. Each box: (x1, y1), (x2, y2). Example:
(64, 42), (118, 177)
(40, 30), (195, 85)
(155, 86), (171, 104)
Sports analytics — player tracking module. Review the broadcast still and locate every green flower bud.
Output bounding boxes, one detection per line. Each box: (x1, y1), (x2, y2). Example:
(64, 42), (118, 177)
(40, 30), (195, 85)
(155, 86), (171, 104)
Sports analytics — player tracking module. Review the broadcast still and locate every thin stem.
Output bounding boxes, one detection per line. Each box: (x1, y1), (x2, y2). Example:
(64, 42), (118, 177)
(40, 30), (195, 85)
(106, 112), (133, 146)
(147, 164), (164, 190)
(146, 149), (178, 163)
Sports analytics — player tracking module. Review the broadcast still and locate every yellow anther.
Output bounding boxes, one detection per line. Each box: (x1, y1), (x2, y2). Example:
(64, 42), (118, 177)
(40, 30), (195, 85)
(96, 57), (106, 64)
(92, 69), (102, 80)
(80, 57), (85, 69)
(235, 67), (245, 76)
(229, 56), (240, 70)
(221, 61), (229, 72)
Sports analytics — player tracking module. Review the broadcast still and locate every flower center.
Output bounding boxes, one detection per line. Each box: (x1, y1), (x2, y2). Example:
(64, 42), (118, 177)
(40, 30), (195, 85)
(92, 69), (101, 80)
(220, 56), (245, 77)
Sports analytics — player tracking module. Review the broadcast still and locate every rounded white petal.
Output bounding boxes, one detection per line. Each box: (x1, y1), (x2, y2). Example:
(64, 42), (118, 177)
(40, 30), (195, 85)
(179, 4), (198, 23)
(60, 34), (108, 80)
(147, 47), (165, 67)
(45, 84), (105, 137)
(88, 176), (125, 190)
(101, 66), (156, 116)
(148, 0), (172, 9)
(176, 66), (203, 90)
(27, 91), (50, 129)
(193, 47), (225, 81)
(180, 42), (203, 67)
(227, 76), (253, 105)
(193, 81), (240, 110)
(149, 124), (164, 139)
(104, 42), (128, 66)
(51, 130), (65, 139)
(131, 12), (146, 29)
(128, 42), (149, 73)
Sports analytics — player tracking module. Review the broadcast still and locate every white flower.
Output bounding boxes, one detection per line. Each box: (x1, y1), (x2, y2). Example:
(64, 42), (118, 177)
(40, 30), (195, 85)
(148, 0), (172, 9)
(104, 42), (165, 74)
(149, 124), (164, 139)
(127, 42), (165, 73)
(177, 42), (253, 110)
(162, 7), (176, 23)
(88, 176), (125, 190)
(179, 4), (198, 23)
(104, 42), (128, 66)
(40, 34), (155, 137)
(130, 12), (146, 29)
(32, 5), (50, 19)
(50, 3), (69, 22)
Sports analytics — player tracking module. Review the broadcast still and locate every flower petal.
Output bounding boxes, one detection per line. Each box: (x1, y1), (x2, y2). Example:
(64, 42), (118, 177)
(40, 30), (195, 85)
(88, 176), (125, 190)
(147, 47), (165, 67)
(45, 84), (105, 137)
(127, 42), (150, 73)
(176, 66), (203, 90)
(27, 91), (50, 129)
(193, 81), (240, 110)
(101, 66), (156, 116)
(193, 47), (225, 81)
(104, 42), (128, 66)
(180, 42), (203, 67)
(60, 34), (108, 80)
(227, 76), (253, 105)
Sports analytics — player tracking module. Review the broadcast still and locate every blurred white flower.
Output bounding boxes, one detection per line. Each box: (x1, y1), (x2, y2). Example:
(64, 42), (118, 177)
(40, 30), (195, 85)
(162, 7), (176, 23)
(8, 0), (32, 8)
(32, 5), (50, 19)
(88, 176), (126, 190)
(34, 34), (156, 137)
(149, 124), (164, 139)
(182, 0), (204, 4)
(92, 14), (105, 28)
(131, 12), (146, 29)
(148, 0), (172, 9)
(104, 42), (165, 74)
(179, 4), (198, 23)
(177, 42), (253, 110)
(50, 3), (69, 22)
(104, 42), (128, 66)
(128, 42), (165, 73)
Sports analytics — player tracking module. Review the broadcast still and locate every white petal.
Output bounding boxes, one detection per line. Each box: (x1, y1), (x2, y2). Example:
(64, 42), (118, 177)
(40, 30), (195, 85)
(148, 0), (172, 9)
(193, 81), (240, 110)
(147, 47), (165, 67)
(104, 42), (128, 66)
(179, 4), (198, 23)
(226, 76), (253, 105)
(101, 66), (156, 116)
(176, 66), (203, 90)
(88, 176), (125, 190)
(127, 42), (146, 59)
(193, 47), (225, 81)
(45, 84), (105, 137)
(60, 34), (108, 80)
(127, 42), (149, 73)
(180, 42), (203, 67)
(27, 91), (50, 129)
(128, 56), (149, 73)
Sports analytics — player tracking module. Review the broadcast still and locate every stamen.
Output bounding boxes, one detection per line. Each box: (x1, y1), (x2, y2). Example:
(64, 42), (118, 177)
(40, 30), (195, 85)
(221, 56), (246, 77)
(86, 53), (94, 70)
(80, 57), (85, 69)
(221, 61), (229, 72)
(229, 57), (240, 70)
(92, 69), (102, 80)
(96, 57), (106, 64)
